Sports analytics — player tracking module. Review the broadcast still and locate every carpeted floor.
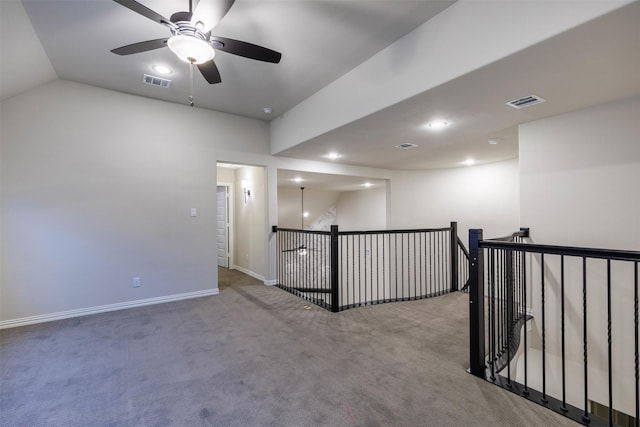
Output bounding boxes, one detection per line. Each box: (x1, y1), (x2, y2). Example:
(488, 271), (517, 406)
(1, 268), (576, 427)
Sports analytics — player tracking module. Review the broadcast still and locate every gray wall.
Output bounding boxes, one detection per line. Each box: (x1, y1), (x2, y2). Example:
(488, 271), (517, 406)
(1, 79), (269, 323)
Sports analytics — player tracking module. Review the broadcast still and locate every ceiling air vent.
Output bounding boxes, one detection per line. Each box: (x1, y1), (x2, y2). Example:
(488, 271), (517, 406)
(395, 143), (419, 149)
(143, 74), (171, 88)
(506, 94), (545, 109)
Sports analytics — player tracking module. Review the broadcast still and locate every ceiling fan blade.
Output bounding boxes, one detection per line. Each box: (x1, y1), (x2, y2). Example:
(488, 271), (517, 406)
(111, 38), (168, 55)
(113, 0), (169, 24)
(192, 0), (235, 32)
(210, 36), (281, 63)
(197, 60), (222, 84)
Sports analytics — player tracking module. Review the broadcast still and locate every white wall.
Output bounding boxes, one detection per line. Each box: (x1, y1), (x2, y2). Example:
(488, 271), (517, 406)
(233, 166), (266, 280)
(389, 159), (521, 244)
(0, 80), (269, 324)
(520, 96), (640, 249)
(518, 96), (640, 415)
(336, 187), (387, 231)
(277, 187), (339, 229)
(216, 166), (235, 183)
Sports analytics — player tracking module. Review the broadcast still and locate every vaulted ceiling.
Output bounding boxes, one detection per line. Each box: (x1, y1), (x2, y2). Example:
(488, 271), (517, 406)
(2, 0), (639, 172)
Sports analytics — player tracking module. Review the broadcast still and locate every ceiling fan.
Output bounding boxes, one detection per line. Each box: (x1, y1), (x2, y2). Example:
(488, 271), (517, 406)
(110, 0), (282, 87)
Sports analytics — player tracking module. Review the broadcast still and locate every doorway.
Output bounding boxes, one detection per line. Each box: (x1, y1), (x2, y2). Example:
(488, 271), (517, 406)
(216, 185), (230, 268)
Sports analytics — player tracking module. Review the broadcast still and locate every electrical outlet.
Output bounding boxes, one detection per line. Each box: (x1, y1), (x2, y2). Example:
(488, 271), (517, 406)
(132, 277), (141, 288)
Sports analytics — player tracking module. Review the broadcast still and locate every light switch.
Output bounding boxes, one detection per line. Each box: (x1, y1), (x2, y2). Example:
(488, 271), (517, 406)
(190, 208), (197, 217)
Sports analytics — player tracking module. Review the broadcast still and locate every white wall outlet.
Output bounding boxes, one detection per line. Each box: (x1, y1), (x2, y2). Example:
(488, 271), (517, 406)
(132, 277), (141, 288)
(190, 207), (197, 217)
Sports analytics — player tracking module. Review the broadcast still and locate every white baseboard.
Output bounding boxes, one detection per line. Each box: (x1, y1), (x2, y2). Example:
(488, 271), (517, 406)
(0, 288), (219, 330)
(263, 279), (278, 286)
(231, 265), (265, 282)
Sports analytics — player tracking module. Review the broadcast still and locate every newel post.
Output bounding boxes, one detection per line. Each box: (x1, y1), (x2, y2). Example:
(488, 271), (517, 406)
(450, 221), (459, 292)
(469, 229), (486, 377)
(330, 225), (339, 313)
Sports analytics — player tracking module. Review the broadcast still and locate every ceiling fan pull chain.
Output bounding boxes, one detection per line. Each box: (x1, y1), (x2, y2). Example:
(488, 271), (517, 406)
(188, 61), (195, 107)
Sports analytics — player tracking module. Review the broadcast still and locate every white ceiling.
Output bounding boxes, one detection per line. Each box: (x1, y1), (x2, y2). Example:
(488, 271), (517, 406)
(276, 2), (640, 169)
(21, 0), (453, 120)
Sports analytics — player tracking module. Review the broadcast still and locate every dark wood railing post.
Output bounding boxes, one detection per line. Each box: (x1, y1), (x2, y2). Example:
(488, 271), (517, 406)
(330, 225), (339, 312)
(450, 221), (459, 292)
(469, 228), (486, 377)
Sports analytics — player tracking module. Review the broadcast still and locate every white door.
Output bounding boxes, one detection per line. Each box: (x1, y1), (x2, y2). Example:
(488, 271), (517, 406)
(216, 186), (229, 268)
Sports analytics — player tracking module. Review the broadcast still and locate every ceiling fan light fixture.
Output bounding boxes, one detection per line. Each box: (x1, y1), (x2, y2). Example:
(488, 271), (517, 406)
(152, 64), (173, 75)
(167, 35), (215, 64)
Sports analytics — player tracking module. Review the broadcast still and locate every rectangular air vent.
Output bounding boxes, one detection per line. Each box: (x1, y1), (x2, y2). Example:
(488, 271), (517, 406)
(395, 143), (419, 149)
(506, 94), (545, 109)
(143, 74), (171, 88)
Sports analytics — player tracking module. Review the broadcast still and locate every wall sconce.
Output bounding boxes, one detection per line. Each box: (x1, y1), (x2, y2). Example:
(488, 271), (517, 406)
(241, 180), (251, 204)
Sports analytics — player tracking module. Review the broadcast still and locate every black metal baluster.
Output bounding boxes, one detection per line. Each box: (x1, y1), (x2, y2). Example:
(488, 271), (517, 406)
(382, 233), (386, 302)
(402, 233), (406, 300)
(582, 256), (590, 423)
(502, 250), (507, 356)
(436, 231), (439, 295)
(307, 232), (312, 303)
(607, 259), (612, 427)
(561, 255), (567, 412)
(345, 235), (350, 307)
(291, 231), (295, 291)
(418, 232), (422, 298)
(276, 231), (280, 287)
(325, 234), (329, 294)
(523, 249), (529, 395)
(439, 231), (444, 295)
(406, 233), (410, 300)
(541, 253), (547, 404)
(376, 233), (380, 303)
(360, 235), (364, 305)
(498, 249), (503, 357)
(368, 234), (371, 304)
(313, 234), (317, 301)
(420, 231), (424, 297)
(506, 252), (512, 388)
(395, 233), (399, 301)
(490, 248), (496, 381)
(411, 232), (418, 299)
(431, 232), (438, 295)
(293, 231), (297, 291)
(353, 235), (357, 306)
(436, 231), (444, 295)
(635, 261), (639, 427)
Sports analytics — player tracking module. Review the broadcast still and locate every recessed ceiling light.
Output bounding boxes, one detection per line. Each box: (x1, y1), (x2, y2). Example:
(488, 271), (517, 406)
(488, 139), (499, 145)
(363, 182), (373, 188)
(152, 64), (173, 75)
(263, 107), (272, 114)
(462, 158), (475, 166)
(326, 152), (340, 160)
(292, 177), (303, 183)
(303, 211), (309, 218)
(427, 120), (449, 129)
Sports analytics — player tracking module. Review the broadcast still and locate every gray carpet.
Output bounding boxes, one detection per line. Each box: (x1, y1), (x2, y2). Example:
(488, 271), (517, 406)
(1, 268), (576, 427)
